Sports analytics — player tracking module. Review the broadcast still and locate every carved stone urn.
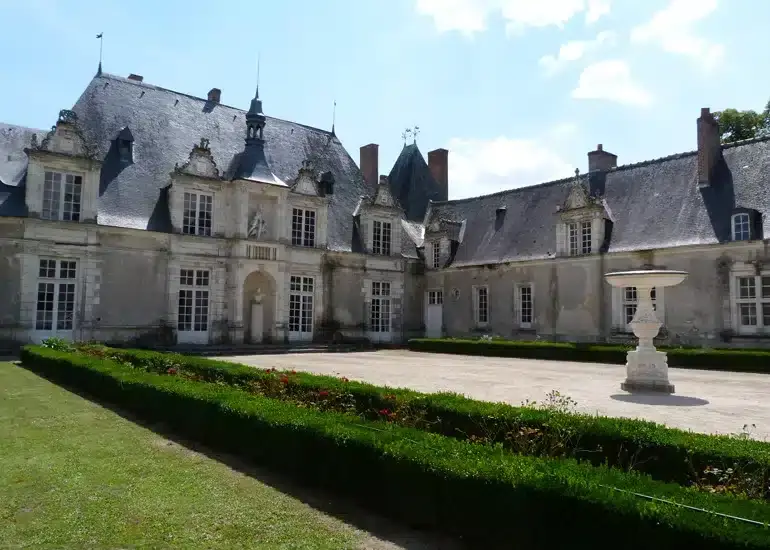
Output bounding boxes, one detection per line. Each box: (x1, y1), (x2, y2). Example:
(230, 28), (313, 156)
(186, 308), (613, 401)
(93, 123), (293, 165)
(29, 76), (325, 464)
(604, 270), (688, 394)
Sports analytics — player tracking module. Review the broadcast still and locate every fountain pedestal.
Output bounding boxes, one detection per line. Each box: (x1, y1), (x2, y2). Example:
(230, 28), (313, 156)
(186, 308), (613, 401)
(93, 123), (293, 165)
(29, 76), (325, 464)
(604, 270), (688, 394)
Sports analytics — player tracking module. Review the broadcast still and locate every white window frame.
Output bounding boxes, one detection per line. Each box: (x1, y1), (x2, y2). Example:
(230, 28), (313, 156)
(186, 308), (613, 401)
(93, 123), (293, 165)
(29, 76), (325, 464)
(427, 289), (443, 305)
(567, 221), (592, 256)
(370, 281), (392, 333)
(289, 275), (314, 337)
(182, 191), (213, 237)
(732, 213), (751, 242)
(42, 170), (82, 222)
(35, 258), (78, 336)
(732, 273), (770, 335)
(372, 219), (392, 255)
(177, 268), (210, 334)
(431, 240), (441, 269)
(472, 285), (489, 327)
(291, 208), (316, 247)
(516, 283), (534, 329)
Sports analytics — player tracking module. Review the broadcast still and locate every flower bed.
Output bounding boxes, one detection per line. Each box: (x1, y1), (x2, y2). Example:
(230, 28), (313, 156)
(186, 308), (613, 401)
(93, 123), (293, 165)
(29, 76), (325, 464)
(62, 344), (770, 499)
(407, 338), (770, 374)
(18, 346), (770, 549)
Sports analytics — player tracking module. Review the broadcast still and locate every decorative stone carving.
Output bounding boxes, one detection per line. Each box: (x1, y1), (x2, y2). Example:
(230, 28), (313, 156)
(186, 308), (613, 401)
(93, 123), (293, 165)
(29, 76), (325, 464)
(175, 138), (220, 179)
(247, 205), (268, 240)
(30, 108), (95, 159)
(252, 288), (264, 304)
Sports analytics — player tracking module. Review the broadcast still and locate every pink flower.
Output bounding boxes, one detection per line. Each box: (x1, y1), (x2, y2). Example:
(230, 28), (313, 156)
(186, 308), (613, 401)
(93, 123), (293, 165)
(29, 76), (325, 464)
(167, 367), (178, 375)
(318, 390), (330, 398)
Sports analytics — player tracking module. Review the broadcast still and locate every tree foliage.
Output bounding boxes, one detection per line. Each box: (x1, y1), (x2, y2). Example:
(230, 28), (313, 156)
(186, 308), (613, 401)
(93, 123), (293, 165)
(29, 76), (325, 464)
(714, 99), (770, 143)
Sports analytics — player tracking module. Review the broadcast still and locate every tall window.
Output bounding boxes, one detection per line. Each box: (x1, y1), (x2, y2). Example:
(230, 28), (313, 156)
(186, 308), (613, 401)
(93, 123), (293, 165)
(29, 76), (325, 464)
(428, 290), (443, 305)
(370, 281), (391, 333)
(621, 287), (657, 330)
(178, 269), (210, 333)
(35, 258), (77, 332)
(473, 286), (489, 326)
(732, 213), (750, 241)
(42, 171), (82, 222)
(432, 241), (441, 269)
(182, 192), (213, 236)
(567, 221), (592, 256)
(292, 208), (316, 247)
(518, 284), (533, 328)
(289, 276), (314, 335)
(372, 220), (392, 255)
(735, 275), (770, 332)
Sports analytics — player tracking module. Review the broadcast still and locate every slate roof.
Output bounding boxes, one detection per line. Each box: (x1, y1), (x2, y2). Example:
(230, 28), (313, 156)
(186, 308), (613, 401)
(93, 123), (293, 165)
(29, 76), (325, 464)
(0, 123), (46, 217)
(387, 144), (444, 222)
(425, 136), (770, 267)
(7, 72), (369, 250)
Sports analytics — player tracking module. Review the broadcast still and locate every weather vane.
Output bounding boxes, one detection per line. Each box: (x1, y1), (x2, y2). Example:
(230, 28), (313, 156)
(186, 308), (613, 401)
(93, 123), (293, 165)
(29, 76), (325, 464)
(412, 125), (420, 144)
(401, 128), (413, 145)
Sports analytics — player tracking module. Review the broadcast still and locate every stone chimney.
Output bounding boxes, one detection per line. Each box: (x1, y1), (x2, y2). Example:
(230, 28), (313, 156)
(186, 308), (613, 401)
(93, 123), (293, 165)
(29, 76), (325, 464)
(379, 175), (389, 187)
(697, 107), (721, 186)
(428, 148), (449, 201)
(360, 143), (379, 188)
(587, 144), (617, 172)
(127, 74), (144, 82)
(207, 88), (221, 103)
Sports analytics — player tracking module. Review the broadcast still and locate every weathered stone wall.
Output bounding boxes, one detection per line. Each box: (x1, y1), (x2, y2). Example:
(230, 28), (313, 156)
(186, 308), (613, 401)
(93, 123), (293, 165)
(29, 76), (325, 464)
(0, 221), (23, 343)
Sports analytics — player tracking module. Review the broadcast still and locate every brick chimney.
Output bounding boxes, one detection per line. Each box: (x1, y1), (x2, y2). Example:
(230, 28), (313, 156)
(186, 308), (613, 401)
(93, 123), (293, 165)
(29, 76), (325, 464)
(428, 148), (449, 201)
(360, 143), (379, 189)
(587, 144), (617, 172)
(127, 74), (144, 82)
(697, 107), (721, 186)
(207, 88), (221, 103)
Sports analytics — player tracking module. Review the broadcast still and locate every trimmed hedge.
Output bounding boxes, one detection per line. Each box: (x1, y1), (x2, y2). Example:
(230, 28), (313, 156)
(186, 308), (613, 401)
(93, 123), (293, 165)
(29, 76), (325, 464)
(82, 345), (770, 492)
(17, 346), (770, 548)
(408, 338), (770, 373)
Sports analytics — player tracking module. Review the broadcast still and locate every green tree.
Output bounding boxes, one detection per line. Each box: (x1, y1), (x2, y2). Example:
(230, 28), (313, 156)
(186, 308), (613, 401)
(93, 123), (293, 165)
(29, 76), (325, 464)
(714, 99), (770, 143)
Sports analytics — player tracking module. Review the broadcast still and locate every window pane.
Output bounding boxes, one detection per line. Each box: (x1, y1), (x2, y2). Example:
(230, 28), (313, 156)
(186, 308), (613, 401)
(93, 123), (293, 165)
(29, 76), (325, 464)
(581, 221), (592, 254)
(738, 277), (756, 300)
(762, 277), (770, 299)
(291, 208), (304, 246)
(763, 304), (770, 327)
(733, 213), (750, 241)
(740, 303), (757, 326)
(304, 210), (316, 247)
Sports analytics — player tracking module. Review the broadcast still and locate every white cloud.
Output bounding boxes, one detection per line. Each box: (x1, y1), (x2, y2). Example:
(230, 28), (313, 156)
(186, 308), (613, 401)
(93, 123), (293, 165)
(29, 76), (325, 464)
(630, 0), (724, 71)
(415, 0), (611, 36)
(572, 60), (652, 106)
(446, 136), (575, 199)
(539, 31), (616, 76)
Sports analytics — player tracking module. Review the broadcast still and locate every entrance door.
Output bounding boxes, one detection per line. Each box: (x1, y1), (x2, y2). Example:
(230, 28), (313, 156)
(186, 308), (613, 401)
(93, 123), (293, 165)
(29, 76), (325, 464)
(34, 258), (77, 343)
(370, 281), (392, 343)
(289, 275), (314, 342)
(425, 290), (443, 338)
(177, 268), (210, 345)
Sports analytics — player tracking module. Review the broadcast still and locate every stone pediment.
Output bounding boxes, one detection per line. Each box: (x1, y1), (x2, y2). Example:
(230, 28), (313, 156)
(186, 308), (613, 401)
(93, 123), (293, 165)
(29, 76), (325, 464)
(563, 181), (592, 211)
(175, 138), (220, 179)
(372, 176), (398, 209)
(30, 109), (95, 159)
(290, 160), (321, 196)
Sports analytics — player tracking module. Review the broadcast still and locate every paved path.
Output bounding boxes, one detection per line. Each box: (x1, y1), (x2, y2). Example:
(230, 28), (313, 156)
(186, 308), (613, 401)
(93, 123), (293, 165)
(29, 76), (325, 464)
(220, 351), (770, 441)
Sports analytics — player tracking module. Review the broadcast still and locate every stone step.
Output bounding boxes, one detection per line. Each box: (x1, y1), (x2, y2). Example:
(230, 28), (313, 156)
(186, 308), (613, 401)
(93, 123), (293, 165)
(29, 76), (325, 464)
(155, 343), (368, 357)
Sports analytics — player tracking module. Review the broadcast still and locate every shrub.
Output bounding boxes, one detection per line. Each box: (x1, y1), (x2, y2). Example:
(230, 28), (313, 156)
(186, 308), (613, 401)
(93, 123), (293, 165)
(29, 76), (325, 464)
(68, 345), (770, 499)
(18, 346), (770, 549)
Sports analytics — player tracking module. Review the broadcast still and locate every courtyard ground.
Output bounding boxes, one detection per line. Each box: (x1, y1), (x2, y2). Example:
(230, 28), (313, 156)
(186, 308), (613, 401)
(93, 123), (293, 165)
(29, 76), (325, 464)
(221, 351), (770, 441)
(0, 362), (458, 550)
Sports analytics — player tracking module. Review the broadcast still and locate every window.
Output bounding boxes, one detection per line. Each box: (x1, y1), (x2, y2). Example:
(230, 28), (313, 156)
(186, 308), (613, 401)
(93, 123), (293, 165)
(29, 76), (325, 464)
(518, 284), (533, 328)
(42, 171), (82, 222)
(182, 192), (213, 236)
(732, 213), (751, 241)
(289, 276), (314, 335)
(428, 290), (443, 305)
(567, 221), (592, 256)
(372, 220), (392, 255)
(35, 258), (77, 332)
(291, 208), (316, 247)
(735, 275), (770, 333)
(178, 269), (210, 332)
(473, 286), (489, 326)
(370, 281), (391, 333)
(432, 241), (441, 269)
(621, 287), (658, 330)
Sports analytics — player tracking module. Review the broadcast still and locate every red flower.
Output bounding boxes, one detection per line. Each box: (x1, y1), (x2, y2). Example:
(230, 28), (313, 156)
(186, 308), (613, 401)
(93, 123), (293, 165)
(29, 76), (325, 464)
(378, 408), (390, 416)
(167, 367), (178, 375)
(318, 390), (330, 398)
(290, 370), (297, 375)
(280, 375), (289, 384)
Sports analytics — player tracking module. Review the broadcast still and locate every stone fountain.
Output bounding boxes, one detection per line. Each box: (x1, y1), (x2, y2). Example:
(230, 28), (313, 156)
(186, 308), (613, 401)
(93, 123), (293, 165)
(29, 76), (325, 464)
(604, 270), (688, 394)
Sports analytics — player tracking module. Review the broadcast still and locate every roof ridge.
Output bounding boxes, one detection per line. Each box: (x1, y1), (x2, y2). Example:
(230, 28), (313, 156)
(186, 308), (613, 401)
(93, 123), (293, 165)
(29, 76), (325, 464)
(96, 72), (335, 137)
(430, 173), (578, 206)
(0, 122), (47, 134)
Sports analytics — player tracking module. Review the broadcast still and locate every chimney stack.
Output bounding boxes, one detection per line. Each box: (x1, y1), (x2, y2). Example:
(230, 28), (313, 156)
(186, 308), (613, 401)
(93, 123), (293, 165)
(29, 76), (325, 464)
(360, 143), (379, 189)
(697, 107), (721, 186)
(127, 74), (144, 82)
(379, 175), (389, 187)
(428, 148), (449, 201)
(587, 143), (618, 172)
(207, 88), (221, 103)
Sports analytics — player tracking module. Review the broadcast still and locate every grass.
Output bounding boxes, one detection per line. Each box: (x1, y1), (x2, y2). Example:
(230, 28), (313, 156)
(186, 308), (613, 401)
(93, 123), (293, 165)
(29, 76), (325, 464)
(0, 362), (374, 549)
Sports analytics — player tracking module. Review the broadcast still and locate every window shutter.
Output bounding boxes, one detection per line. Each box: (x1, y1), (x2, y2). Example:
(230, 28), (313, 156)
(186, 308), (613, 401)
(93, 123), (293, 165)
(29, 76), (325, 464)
(611, 287), (622, 329)
(555, 223), (566, 256)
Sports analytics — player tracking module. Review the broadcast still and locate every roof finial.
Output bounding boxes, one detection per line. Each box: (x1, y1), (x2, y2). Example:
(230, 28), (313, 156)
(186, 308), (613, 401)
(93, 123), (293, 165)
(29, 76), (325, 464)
(574, 167), (580, 178)
(256, 52), (261, 99)
(401, 127), (412, 146)
(412, 125), (420, 145)
(96, 32), (104, 75)
(331, 99), (336, 136)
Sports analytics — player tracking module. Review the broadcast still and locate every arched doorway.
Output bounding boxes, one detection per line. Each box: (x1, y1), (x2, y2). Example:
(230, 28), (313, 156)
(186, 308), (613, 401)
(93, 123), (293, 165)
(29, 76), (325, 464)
(242, 271), (276, 344)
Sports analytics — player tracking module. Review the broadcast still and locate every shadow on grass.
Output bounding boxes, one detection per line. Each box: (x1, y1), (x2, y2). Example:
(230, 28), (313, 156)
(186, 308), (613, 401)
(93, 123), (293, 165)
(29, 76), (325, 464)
(18, 364), (465, 550)
(610, 393), (710, 407)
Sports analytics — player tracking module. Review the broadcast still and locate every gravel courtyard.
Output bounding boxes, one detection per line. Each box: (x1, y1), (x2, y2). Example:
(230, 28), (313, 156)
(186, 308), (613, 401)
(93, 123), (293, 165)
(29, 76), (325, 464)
(221, 350), (770, 441)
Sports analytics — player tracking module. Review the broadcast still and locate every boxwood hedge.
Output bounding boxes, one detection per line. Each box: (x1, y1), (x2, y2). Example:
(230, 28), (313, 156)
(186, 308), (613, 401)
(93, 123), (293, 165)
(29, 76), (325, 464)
(17, 346), (770, 549)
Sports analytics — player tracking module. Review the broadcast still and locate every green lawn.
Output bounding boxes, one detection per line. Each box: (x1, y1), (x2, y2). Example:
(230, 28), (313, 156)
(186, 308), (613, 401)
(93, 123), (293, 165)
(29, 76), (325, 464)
(0, 362), (369, 549)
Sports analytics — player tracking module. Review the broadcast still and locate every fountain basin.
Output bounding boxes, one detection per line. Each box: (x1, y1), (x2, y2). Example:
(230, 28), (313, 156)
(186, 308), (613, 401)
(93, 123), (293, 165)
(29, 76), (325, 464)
(605, 270), (688, 289)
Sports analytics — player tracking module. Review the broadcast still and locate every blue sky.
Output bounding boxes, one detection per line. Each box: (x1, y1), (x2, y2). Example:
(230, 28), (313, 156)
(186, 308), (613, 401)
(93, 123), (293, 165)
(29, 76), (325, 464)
(2, 0), (769, 199)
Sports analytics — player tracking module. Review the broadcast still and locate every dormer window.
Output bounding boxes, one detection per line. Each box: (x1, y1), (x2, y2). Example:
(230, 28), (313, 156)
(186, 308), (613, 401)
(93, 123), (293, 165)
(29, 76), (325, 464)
(372, 220), (392, 255)
(116, 127), (134, 163)
(42, 171), (82, 222)
(568, 221), (592, 256)
(732, 212), (751, 241)
(432, 241), (441, 268)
